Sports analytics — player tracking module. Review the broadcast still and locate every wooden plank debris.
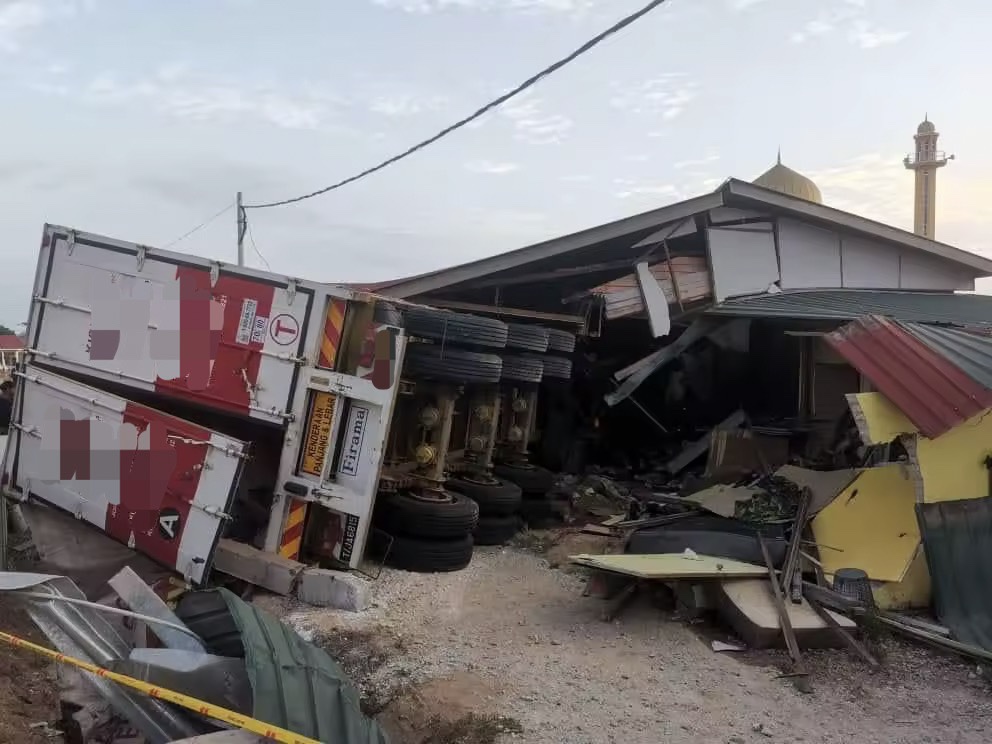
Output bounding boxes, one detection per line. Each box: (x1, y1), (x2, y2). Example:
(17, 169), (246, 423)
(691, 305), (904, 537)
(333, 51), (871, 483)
(758, 534), (812, 693)
(570, 552), (767, 580)
(806, 596), (880, 668)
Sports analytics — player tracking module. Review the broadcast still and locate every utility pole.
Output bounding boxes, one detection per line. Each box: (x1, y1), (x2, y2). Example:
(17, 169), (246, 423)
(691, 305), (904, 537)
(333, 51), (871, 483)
(236, 191), (246, 266)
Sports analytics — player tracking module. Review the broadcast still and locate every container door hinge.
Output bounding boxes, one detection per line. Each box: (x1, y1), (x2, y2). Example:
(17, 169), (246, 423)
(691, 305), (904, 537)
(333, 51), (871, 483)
(66, 230), (77, 256)
(209, 262), (220, 288)
(285, 279), (298, 306)
(136, 245), (147, 272)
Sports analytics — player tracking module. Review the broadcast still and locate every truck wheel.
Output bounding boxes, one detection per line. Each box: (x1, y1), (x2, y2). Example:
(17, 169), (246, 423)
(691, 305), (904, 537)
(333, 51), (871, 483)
(473, 515), (522, 546)
(540, 355), (573, 380)
(546, 328), (576, 354)
(403, 308), (508, 349)
(446, 476), (522, 516)
(380, 533), (474, 573)
(499, 354), (544, 384)
(493, 462), (556, 494)
(174, 590), (244, 658)
(374, 491), (479, 539)
(506, 323), (549, 353)
(404, 344), (502, 384)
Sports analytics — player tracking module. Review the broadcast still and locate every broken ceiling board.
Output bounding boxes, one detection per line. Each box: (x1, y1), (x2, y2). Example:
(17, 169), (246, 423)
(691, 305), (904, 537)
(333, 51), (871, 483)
(774, 465), (858, 516)
(636, 261), (672, 338)
(810, 464), (920, 583)
(715, 579), (856, 650)
(846, 392), (918, 445)
(684, 484), (764, 518)
(569, 552), (767, 580)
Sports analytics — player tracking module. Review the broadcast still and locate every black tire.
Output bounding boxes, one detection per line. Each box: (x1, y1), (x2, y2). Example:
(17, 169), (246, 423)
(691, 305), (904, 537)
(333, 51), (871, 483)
(473, 515), (522, 546)
(499, 354), (544, 384)
(541, 355), (573, 380)
(546, 328), (576, 354)
(446, 476), (523, 516)
(403, 307), (508, 349)
(404, 344), (502, 384)
(374, 490), (479, 539)
(506, 323), (550, 353)
(493, 462), (556, 494)
(379, 533), (474, 573)
(174, 590), (244, 658)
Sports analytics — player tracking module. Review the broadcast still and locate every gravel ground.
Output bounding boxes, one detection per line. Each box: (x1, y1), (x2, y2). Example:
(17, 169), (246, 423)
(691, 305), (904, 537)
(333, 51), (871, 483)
(258, 542), (992, 744)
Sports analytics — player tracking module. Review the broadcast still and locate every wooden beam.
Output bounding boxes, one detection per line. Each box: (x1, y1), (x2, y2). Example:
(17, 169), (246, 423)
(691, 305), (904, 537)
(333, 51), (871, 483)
(424, 298), (585, 326)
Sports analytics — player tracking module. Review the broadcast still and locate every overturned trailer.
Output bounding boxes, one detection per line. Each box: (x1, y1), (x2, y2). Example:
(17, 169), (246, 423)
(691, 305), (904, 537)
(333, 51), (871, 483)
(2, 225), (574, 591)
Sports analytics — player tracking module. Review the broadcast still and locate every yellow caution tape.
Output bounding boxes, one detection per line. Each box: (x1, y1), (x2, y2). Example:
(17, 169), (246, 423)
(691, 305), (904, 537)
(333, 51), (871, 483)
(0, 629), (324, 744)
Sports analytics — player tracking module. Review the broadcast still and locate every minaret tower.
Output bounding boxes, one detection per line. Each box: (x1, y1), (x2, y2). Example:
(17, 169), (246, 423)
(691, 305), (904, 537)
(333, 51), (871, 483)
(903, 116), (953, 239)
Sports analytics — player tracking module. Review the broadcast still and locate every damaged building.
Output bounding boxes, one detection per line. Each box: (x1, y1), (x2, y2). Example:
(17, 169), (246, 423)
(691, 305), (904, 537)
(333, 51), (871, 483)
(368, 157), (992, 617)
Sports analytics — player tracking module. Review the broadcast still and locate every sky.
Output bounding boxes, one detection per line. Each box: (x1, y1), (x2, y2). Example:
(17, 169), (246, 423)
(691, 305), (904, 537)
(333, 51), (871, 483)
(1, 0), (990, 328)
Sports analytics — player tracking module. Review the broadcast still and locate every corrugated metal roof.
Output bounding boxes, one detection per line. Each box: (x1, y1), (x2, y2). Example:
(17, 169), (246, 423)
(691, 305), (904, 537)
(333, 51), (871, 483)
(708, 290), (992, 328)
(825, 315), (992, 438)
(218, 588), (390, 744)
(903, 322), (992, 392)
(0, 335), (24, 350)
(917, 498), (992, 652)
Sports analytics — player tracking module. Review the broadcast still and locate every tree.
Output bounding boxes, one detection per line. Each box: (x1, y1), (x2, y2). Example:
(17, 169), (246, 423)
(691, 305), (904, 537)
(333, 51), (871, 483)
(0, 325), (17, 336)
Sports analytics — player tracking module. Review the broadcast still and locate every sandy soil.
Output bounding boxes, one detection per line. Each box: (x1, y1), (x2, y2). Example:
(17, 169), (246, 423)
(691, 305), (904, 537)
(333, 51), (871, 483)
(259, 534), (992, 744)
(0, 598), (59, 744)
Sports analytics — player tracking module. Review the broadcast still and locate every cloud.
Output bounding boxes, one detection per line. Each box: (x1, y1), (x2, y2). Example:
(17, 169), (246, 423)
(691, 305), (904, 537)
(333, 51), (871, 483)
(370, 0), (596, 15)
(465, 159), (520, 174)
(369, 93), (449, 117)
(64, 70), (344, 131)
(674, 151), (720, 170)
(848, 21), (908, 49)
(560, 174), (593, 183)
(612, 178), (681, 200)
(790, 3), (908, 48)
(498, 94), (573, 144)
(0, 0), (57, 52)
(609, 74), (699, 121)
(727, 0), (771, 9)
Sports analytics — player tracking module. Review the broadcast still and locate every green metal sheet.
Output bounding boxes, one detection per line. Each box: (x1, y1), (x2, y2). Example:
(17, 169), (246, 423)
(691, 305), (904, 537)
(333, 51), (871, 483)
(217, 588), (390, 744)
(917, 498), (992, 652)
(708, 290), (992, 328)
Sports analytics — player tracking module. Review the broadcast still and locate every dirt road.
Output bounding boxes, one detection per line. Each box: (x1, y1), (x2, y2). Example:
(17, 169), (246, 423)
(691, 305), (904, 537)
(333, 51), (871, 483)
(264, 539), (992, 744)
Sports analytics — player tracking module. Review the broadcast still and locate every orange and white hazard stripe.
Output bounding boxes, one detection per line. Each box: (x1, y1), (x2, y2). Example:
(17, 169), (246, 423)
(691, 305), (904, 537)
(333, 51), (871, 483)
(278, 498), (308, 561)
(318, 299), (348, 369)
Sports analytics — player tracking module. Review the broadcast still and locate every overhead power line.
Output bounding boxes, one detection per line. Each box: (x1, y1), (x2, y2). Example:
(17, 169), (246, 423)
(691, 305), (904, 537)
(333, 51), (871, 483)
(244, 0), (672, 210)
(163, 201), (236, 248)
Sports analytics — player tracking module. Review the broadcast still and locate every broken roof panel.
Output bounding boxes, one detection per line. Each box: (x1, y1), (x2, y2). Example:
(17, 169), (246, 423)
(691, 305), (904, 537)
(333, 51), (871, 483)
(825, 315), (992, 438)
(709, 289), (992, 328)
(903, 321), (992, 392)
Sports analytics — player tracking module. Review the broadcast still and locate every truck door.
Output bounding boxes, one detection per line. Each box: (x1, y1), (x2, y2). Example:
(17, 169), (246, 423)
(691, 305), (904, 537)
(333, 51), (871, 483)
(5, 365), (248, 585)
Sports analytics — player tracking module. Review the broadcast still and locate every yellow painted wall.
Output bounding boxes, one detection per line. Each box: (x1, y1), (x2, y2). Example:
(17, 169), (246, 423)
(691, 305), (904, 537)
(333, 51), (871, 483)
(873, 549), (932, 610)
(811, 463), (920, 582)
(847, 392), (992, 503)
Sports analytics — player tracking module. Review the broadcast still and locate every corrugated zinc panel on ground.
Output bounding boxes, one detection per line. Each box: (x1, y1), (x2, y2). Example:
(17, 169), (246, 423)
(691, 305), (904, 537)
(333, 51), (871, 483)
(217, 588), (390, 744)
(708, 290), (992, 328)
(917, 498), (992, 652)
(825, 315), (992, 439)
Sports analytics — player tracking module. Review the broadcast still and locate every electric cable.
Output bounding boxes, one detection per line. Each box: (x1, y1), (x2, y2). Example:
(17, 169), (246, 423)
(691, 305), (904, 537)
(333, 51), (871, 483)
(244, 0), (672, 210)
(162, 201), (236, 248)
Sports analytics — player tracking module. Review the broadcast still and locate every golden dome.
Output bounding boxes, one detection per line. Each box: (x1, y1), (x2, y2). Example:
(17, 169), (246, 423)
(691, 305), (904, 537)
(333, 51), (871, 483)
(917, 118), (936, 135)
(753, 154), (823, 204)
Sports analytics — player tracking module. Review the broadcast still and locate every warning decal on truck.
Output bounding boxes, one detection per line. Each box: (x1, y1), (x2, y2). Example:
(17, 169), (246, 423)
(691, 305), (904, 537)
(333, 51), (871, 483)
(236, 299), (259, 345)
(300, 391), (336, 477)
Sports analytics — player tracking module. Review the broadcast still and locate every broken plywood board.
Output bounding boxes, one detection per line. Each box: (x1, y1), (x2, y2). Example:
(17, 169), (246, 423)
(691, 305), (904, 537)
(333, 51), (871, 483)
(569, 552), (766, 580)
(684, 484), (764, 518)
(715, 579), (857, 650)
(810, 464), (920, 583)
(774, 465), (858, 516)
(665, 409), (746, 474)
